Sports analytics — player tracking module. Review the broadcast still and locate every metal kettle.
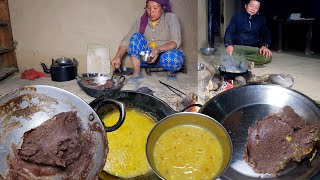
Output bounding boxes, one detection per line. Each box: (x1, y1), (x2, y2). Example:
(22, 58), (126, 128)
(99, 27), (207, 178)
(41, 57), (78, 82)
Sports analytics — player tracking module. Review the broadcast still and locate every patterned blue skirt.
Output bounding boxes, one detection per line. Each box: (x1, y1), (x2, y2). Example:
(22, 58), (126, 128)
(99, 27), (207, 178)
(128, 33), (185, 73)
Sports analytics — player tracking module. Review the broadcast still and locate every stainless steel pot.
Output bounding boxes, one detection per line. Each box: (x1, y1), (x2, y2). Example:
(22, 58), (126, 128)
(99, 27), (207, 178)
(146, 112), (232, 180)
(0, 85), (125, 179)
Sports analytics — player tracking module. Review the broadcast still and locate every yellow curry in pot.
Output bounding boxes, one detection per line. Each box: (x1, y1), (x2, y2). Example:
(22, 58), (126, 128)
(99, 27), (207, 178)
(153, 125), (224, 179)
(102, 108), (156, 178)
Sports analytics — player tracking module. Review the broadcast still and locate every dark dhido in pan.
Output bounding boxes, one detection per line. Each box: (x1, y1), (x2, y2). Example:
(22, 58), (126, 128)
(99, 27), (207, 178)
(0, 85), (124, 179)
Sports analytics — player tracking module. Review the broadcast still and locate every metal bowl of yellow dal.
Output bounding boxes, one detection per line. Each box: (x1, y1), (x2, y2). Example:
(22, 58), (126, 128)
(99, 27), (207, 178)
(146, 112), (233, 180)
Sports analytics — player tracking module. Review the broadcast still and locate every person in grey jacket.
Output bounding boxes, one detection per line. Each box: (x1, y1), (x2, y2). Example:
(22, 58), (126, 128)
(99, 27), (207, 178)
(224, 0), (272, 65)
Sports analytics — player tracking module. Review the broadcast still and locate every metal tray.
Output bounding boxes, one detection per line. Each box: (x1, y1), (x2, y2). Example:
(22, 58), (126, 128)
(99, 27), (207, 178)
(199, 85), (320, 180)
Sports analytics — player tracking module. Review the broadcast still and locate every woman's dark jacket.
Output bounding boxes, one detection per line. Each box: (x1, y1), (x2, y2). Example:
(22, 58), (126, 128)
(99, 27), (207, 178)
(224, 9), (271, 47)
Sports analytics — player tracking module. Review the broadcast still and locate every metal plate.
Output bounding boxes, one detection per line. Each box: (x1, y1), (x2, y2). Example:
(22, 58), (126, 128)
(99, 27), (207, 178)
(199, 85), (320, 180)
(0, 85), (107, 179)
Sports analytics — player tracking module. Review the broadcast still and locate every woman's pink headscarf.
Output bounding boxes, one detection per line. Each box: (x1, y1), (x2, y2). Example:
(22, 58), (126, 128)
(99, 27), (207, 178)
(139, 0), (172, 34)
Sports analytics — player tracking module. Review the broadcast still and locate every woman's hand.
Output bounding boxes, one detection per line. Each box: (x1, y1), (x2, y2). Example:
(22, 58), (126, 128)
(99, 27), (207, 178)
(259, 46), (272, 58)
(111, 46), (127, 68)
(150, 47), (161, 63)
(226, 45), (234, 56)
(111, 57), (121, 68)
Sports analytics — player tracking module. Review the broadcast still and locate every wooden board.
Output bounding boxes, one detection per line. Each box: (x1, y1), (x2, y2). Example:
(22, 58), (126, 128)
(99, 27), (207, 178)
(87, 43), (111, 75)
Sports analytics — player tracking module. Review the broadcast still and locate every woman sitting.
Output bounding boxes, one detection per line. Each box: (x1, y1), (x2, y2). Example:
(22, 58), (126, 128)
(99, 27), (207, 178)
(111, 0), (185, 83)
(224, 0), (272, 66)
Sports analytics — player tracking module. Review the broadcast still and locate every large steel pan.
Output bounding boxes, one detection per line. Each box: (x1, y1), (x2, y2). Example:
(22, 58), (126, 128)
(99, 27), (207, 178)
(199, 84), (320, 180)
(0, 85), (122, 179)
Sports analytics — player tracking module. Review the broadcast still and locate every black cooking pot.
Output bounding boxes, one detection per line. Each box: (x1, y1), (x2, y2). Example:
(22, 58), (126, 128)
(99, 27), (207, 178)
(90, 90), (202, 123)
(41, 57), (78, 82)
(218, 65), (249, 80)
(89, 90), (176, 123)
(76, 73), (126, 98)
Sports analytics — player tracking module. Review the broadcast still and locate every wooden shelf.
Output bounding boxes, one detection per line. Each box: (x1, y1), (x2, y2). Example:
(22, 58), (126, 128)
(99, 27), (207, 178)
(0, 47), (15, 54)
(0, 66), (17, 81)
(0, 0), (18, 71)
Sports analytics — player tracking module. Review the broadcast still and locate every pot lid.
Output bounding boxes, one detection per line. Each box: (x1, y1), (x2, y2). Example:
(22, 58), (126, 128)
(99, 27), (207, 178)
(54, 57), (73, 65)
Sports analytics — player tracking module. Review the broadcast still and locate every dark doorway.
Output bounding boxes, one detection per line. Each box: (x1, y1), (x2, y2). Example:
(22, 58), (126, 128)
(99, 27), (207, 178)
(208, 0), (220, 47)
(212, 0), (220, 37)
(263, 0), (320, 54)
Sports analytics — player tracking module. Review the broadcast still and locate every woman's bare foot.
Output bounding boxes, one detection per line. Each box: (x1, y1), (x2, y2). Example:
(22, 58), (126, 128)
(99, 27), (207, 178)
(127, 72), (143, 84)
(167, 71), (177, 80)
(132, 71), (140, 78)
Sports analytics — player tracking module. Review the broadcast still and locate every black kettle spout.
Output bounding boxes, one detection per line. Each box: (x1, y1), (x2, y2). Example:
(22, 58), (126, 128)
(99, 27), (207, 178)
(40, 63), (51, 73)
